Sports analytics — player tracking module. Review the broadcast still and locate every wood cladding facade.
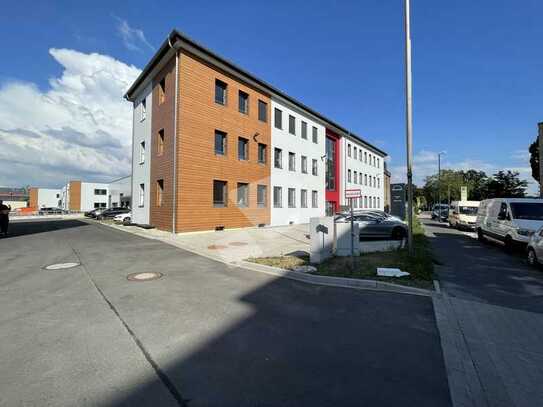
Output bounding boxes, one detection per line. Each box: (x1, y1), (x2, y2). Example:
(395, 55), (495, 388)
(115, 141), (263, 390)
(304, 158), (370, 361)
(69, 181), (81, 211)
(28, 188), (38, 209)
(175, 51), (271, 232)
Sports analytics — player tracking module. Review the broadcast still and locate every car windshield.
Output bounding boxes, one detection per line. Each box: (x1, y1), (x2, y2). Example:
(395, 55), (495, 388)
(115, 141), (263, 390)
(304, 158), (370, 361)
(509, 203), (543, 220)
(459, 206), (478, 215)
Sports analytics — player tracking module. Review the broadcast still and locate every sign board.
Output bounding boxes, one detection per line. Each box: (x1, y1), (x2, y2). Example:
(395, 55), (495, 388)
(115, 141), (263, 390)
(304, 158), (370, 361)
(390, 183), (406, 220)
(345, 189), (362, 199)
(460, 186), (468, 201)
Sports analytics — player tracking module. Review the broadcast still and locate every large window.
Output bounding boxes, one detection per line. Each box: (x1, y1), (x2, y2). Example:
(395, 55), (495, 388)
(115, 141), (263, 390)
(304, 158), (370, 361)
(238, 90), (249, 114)
(312, 159), (318, 176)
(139, 141), (145, 164)
(158, 129), (164, 156)
(273, 186), (282, 208)
(312, 190), (318, 208)
(301, 189), (307, 208)
(139, 184), (145, 207)
(274, 108), (282, 129)
(289, 115), (296, 135)
(156, 179), (164, 207)
(215, 79), (227, 105)
(325, 137), (336, 190)
(258, 100), (267, 122)
(257, 185), (267, 207)
(274, 148), (282, 169)
(213, 180), (227, 207)
(301, 121), (307, 139)
(258, 143), (267, 164)
(312, 126), (318, 143)
(288, 152), (296, 171)
(94, 189), (107, 195)
(301, 156), (308, 173)
(215, 130), (227, 155)
(238, 137), (248, 160)
(237, 183), (248, 207)
(288, 188), (296, 208)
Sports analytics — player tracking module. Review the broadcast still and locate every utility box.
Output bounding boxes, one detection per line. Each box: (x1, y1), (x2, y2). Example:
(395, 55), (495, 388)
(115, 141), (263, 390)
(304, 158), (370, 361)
(390, 183), (406, 220)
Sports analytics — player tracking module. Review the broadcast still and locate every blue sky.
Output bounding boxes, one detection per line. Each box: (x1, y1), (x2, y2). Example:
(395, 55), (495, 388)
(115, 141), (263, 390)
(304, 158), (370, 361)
(1, 0), (542, 191)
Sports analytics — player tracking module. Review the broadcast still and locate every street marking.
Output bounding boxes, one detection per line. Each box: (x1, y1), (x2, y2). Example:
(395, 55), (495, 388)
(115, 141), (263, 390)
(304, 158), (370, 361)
(44, 262), (80, 270)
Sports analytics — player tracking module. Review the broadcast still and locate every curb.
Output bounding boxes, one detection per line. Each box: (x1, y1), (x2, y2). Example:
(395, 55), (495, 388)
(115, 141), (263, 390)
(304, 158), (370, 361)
(96, 220), (434, 298)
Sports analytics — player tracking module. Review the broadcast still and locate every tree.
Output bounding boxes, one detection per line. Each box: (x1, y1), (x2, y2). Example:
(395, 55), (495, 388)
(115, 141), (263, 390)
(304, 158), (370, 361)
(421, 169), (489, 204)
(529, 140), (539, 182)
(485, 171), (527, 198)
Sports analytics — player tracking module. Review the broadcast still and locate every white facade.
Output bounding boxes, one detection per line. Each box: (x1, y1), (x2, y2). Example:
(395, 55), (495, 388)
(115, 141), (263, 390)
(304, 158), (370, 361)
(270, 98), (326, 226)
(108, 175), (131, 208)
(81, 182), (109, 211)
(341, 137), (385, 211)
(37, 188), (61, 208)
(130, 84), (152, 225)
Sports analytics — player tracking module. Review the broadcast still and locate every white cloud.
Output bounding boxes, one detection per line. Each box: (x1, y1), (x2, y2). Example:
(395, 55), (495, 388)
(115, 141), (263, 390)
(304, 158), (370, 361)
(0, 48), (141, 188)
(114, 17), (154, 52)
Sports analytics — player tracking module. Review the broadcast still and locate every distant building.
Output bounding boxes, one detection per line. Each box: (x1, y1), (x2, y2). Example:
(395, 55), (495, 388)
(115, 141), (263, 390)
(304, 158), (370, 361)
(28, 188), (61, 209)
(108, 175), (131, 208)
(0, 187), (28, 209)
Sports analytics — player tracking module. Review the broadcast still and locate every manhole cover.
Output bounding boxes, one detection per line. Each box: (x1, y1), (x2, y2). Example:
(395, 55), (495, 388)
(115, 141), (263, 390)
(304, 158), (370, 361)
(228, 242), (248, 246)
(127, 272), (163, 282)
(208, 244), (227, 250)
(44, 262), (80, 270)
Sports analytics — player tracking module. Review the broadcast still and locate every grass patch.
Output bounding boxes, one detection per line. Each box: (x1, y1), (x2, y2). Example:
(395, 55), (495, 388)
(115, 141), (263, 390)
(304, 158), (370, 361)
(247, 215), (434, 290)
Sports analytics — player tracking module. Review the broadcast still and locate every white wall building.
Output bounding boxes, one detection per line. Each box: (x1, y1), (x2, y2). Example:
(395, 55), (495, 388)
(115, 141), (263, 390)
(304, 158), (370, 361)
(108, 175), (131, 208)
(341, 137), (385, 211)
(130, 84), (152, 225)
(81, 182), (109, 211)
(270, 98), (326, 226)
(36, 188), (61, 208)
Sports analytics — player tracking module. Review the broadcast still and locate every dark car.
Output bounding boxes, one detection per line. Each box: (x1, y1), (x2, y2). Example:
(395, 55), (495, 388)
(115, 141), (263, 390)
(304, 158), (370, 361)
(38, 207), (63, 215)
(96, 207), (130, 220)
(84, 208), (99, 218)
(336, 210), (408, 240)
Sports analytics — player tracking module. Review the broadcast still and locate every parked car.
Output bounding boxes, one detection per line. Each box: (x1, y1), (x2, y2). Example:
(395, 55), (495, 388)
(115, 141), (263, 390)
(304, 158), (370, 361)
(113, 211), (131, 225)
(431, 204), (449, 222)
(336, 211), (407, 240)
(476, 198), (543, 250)
(84, 208), (99, 217)
(448, 201), (480, 230)
(38, 207), (63, 215)
(527, 226), (543, 267)
(96, 207), (130, 220)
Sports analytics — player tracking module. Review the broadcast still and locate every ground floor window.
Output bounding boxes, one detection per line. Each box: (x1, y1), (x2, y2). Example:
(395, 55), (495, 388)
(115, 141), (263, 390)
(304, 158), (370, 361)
(273, 186), (282, 208)
(94, 202), (106, 208)
(288, 188), (296, 208)
(156, 179), (164, 207)
(257, 185), (267, 207)
(139, 184), (145, 207)
(213, 180), (227, 207)
(325, 201), (335, 216)
(237, 183), (248, 207)
(301, 189), (307, 208)
(312, 191), (318, 208)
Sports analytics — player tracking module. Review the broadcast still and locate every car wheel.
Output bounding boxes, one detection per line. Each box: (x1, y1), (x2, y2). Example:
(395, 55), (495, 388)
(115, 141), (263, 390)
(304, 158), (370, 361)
(391, 227), (406, 240)
(527, 248), (538, 267)
(477, 228), (485, 242)
(123, 217), (131, 225)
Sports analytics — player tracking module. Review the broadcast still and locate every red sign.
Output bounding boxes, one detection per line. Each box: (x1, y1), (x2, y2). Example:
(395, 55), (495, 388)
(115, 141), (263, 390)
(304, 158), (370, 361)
(345, 189), (361, 199)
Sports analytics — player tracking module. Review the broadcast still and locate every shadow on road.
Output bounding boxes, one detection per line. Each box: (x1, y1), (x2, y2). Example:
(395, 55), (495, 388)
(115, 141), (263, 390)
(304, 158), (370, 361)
(1, 219), (87, 240)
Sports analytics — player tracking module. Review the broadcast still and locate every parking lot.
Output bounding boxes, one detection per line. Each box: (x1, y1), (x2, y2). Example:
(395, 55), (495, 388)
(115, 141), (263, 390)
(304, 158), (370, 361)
(0, 218), (451, 406)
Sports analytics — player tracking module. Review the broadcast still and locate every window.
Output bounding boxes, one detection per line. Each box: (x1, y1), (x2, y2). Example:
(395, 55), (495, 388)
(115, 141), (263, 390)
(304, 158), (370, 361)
(301, 156), (308, 173)
(238, 90), (249, 114)
(301, 121), (307, 139)
(312, 126), (318, 143)
(56, 194), (59, 198)
(364, 152), (367, 163)
(156, 179), (164, 207)
(274, 108), (283, 129)
(360, 151), (363, 161)
(354, 198), (358, 208)
(215, 79), (227, 105)
(364, 174), (367, 186)
(141, 98), (147, 121)
(373, 156), (376, 167)
(237, 183), (248, 207)
(348, 144), (352, 157)
(354, 171), (358, 184)
(94, 189), (106, 195)
(377, 197), (380, 208)
(364, 196), (368, 208)
(377, 178), (380, 188)
(359, 173), (362, 184)
(301, 189), (307, 208)
(139, 184), (145, 207)
(373, 197), (376, 208)
(257, 185), (267, 207)
(312, 159), (318, 176)
(354, 147), (357, 160)
(288, 152), (296, 171)
(377, 158), (380, 168)
(258, 100), (267, 122)
(139, 141), (145, 164)
(215, 130), (227, 155)
(213, 180), (227, 207)
(258, 143), (267, 164)
(158, 129), (164, 155)
(238, 137), (248, 160)
(369, 176), (372, 187)
(288, 188), (296, 208)
(158, 78), (166, 105)
(348, 169), (352, 182)
(289, 115), (296, 135)
(273, 186), (282, 208)
(312, 190), (318, 208)
(274, 148), (282, 168)
(326, 137), (336, 190)
(369, 196), (373, 208)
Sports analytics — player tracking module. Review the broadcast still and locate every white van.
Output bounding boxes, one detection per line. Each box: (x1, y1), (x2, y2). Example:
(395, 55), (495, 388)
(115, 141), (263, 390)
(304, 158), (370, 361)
(476, 198), (543, 249)
(449, 201), (480, 230)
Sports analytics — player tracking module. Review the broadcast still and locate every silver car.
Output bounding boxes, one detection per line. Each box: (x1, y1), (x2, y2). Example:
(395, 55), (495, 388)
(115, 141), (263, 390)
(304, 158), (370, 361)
(527, 226), (543, 267)
(336, 211), (407, 240)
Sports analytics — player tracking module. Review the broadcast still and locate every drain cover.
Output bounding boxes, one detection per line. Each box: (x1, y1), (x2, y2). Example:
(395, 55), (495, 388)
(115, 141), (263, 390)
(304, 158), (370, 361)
(127, 272), (163, 282)
(228, 242), (248, 246)
(44, 262), (80, 270)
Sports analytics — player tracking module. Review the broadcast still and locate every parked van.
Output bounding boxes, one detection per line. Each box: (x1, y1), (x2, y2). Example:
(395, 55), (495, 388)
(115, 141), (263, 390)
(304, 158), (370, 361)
(449, 201), (480, 230)
(476, 198), (543, 249)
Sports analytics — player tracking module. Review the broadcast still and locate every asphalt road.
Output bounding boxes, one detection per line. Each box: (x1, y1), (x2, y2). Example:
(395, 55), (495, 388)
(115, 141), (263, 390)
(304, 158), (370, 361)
(0, 219), (451, 407)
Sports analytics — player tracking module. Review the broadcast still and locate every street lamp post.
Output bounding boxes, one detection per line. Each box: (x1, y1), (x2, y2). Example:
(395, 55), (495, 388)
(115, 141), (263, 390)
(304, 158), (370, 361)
(437, 151), (446, 220)
(404, 0), (414, 255)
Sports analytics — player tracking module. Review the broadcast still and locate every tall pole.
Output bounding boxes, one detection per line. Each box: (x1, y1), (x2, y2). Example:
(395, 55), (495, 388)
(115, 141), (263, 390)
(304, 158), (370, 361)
(404, 0), (414, 255)
(438, 153), (441, 220)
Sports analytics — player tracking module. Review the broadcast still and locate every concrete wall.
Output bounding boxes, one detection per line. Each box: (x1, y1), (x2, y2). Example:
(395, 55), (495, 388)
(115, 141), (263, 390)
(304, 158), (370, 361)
(80, 183), (109, 212)
(270, 98), (326, 226)
(37, 188), (61, 208)
(131, 83), (152, 224)
(341, 137), (385, 211)
(109, 175), (131, 208)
